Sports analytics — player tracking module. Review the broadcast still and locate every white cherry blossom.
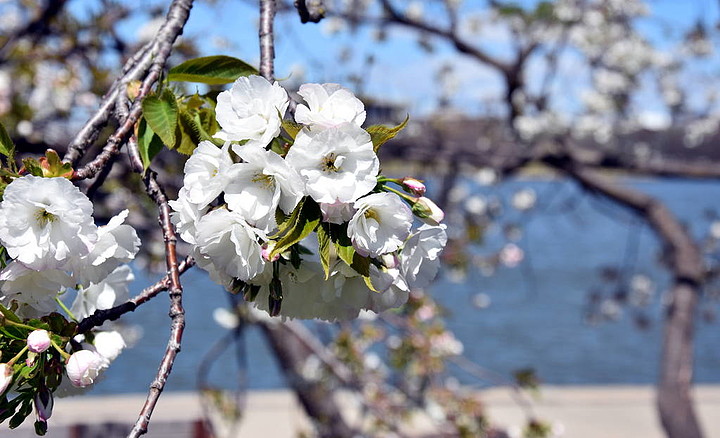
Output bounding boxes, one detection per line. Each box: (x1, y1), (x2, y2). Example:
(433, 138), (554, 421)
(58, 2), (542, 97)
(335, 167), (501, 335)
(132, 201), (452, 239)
(400, 224), (447, 289)
(348, 192), (413, 257)
(71, 210), (140, 285)
(70, 265), (134, 319)
(169, 187), (208, 245)
(225, 144), (303, 232)
(195, 209), (266, 282)
(214, 75), (289, 147)
(285, 123), (378, 204)
(92, 331), (126, 364)
(0, 262), (73, 318)
(295, 83), (366, 127)
(0, 176), (97, 270)
(182, 141), (235, 209)
(66, 350), (104, 387)
(319, 201), (355, 224)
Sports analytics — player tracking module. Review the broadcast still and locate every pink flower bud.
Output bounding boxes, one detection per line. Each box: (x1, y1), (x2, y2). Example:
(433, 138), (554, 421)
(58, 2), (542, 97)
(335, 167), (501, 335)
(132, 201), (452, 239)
(27, 329), (51, 353)
(66, 350), (104, 388)
(0, 363), (12, 394)
(411, 197), (444, 225)
(401, 177), (426, 196)
(34, 389), (53, 422)
(261, 243), (280, 262)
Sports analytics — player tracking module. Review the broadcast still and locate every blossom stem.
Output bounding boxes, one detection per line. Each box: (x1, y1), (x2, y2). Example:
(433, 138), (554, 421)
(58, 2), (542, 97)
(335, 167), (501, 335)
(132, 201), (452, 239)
(51, 341), (71, 361)
(4, 319), (38, 332)
(7, 345), (28, 366)
(380, 184), (417, 204)
(54, 297), (78, 322)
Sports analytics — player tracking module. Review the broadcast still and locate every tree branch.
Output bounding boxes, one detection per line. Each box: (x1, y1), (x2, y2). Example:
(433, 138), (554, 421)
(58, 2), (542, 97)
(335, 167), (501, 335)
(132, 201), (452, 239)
(128, 170), (187, 438)
(76, 256), (195, 334)
(545, 151), (705, 438)
(259, 0), (277, 80)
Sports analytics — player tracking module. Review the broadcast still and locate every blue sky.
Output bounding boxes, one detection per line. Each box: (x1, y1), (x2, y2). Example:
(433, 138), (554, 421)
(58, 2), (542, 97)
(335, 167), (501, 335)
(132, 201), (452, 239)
(69, 0), (720, 118)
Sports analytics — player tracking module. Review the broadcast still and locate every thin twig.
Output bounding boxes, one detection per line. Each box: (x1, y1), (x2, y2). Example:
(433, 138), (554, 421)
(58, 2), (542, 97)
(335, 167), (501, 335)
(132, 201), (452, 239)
(128, 171), (187, 438)
(76, 256), (195, 334)
(72, 0), (191, 181)
(64, 43), (153, 165)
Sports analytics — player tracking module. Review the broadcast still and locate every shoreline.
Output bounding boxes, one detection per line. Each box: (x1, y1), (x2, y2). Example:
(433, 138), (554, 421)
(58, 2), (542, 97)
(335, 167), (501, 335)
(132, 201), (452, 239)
(4, 385), (720, 437)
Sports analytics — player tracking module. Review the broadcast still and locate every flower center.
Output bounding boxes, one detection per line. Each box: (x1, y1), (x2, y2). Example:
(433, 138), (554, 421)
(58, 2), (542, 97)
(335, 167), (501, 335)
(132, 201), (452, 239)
(364, 208), (379, 222)
(321, 153), (345, 173)
(35, 208), (57, 226)
(251, 172), (275, 189)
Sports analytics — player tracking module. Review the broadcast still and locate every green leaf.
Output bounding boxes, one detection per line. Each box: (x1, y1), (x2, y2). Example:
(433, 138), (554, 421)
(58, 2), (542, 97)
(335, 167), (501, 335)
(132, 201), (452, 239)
(142, 88), (178, 147)
(366, 115), (409, 152)
(175, 110), (202, 155)
(198, 107), (220, 138)
(363, 275), (379, 293)
(0, 303), (21, 324)
(21, 158), (43, 176)
(269, 197), (321, 259)
(0, 121), (14, 159)
(168, 56), (258, 85)
(39, 150), (73, 178)
(350, 252), (370, 277)
(335, 241), (355, 269)
(9, 399), (31, 429)
(317, 224), (333, 279)
(333, 242), (370, 277)
(281, 118), (302, 140)
(136, 118), (164, 170)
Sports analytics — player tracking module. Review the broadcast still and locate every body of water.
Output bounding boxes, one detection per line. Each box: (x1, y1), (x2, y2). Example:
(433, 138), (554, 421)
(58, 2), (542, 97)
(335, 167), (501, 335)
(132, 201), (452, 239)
(89, 178), (720, 395)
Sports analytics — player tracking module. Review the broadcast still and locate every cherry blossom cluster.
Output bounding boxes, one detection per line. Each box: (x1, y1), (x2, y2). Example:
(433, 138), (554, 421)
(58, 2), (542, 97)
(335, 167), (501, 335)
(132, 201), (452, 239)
(171, 75), (447, 321)
(0, 175), (140, 392)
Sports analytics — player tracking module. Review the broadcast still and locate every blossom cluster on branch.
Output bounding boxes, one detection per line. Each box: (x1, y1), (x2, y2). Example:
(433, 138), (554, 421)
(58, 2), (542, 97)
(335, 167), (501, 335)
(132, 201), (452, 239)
(0, 171), (140, 433)
(171, 75), (447, 321)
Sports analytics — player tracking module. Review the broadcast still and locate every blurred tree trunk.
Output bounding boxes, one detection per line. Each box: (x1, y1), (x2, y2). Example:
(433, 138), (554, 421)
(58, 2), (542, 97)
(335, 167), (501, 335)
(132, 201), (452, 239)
(258, 322), (356, 438)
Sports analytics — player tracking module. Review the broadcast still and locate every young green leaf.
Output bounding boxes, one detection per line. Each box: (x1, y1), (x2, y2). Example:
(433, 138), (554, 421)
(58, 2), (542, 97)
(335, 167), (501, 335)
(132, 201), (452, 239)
(366, 114), (409, 152)
(363, 275), (379, 293)
(317, 223), (333, 279)
(21, 158), (43, 177)
(0, 303), (21, 324)
(0, 121), (14, 159)
(142, 88), (178, 147)
(350, 251), (370, 277)
(281, 117), (302, 140)
(168, 55), (258, 85)
(136, 118), (164, 170)
(269, 197), (321, 259)
(39, 150), (73, 178)
(175, 110), (203, 155)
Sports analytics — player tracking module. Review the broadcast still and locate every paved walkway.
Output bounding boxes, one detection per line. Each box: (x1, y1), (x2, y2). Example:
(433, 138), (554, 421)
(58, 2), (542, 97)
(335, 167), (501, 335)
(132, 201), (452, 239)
(2, 385), (720, 437)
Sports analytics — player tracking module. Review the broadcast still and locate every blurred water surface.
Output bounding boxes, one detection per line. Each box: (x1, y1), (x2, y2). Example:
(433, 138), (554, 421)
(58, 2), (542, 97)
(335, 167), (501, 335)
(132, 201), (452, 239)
(90, 178), (720, 394)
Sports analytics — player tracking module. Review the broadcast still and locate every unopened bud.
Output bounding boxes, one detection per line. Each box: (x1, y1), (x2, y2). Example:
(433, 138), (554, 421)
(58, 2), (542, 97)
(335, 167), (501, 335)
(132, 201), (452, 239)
(27, 329), (51, 353)
(411, 197), (445, 225)
(126, 80), (142, 101)
(66, 350), (104, 388)
(243, 284), (261, 303)
(34, 388), (53, 422)
(231, 278), (246, 295)
(268, 278), (283, 317)
(401, 177), (426, 196)
(262, 243), (280, 262)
